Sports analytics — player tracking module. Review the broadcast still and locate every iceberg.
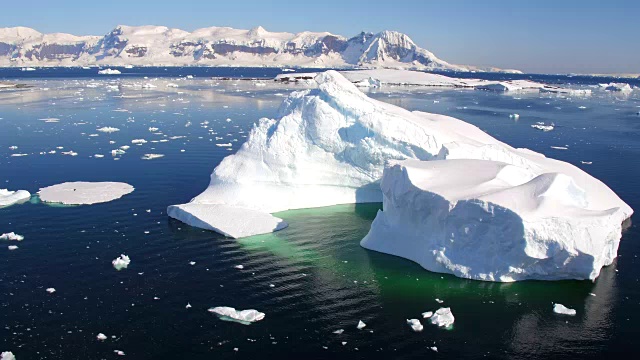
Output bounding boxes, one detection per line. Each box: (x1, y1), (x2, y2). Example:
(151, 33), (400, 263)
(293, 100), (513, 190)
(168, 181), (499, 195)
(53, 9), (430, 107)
(406, 318), (424, 332)
(98, 68), (121, 75)
(430, 307), (455, 328)
(169, 70), (631, 281)
(0, 189), (31, 207)
(361, 157), (631, 281)
(1, 351), (15, 360)
(601, 82), (633, 93)
(553, 303), (576, 316)
(112, 254), (131, 270)
(0, 232), (24, 241)
(38, 182), (134, 205)
(208, 306), (265, 325)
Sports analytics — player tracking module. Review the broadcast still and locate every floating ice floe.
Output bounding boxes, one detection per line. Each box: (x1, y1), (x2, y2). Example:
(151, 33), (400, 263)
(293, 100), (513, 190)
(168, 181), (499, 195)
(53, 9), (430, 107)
(132, 139), (147, 144)
(0, 232), (24, 241)
(141, 154), (164, 160)
(168, 71), (632, 282)
(1, 351), (16, 360)
(357, 320), (366, 329)
(422, 311), (433, 318)
(98, 68), (121, 75)
(96, 333), (107, 341)
(531, 123), (554, 131)
(97, 127), (120, 133)
(430, 308), (454, 328)
(553, 303), (576, 316)
(46, 288), (56, 294)
(114, 350), (125, 356)
(0, 189), (31, 207)
(7, 245), (18, 251)
(39, 182), (134, 205)
(406, 319), (424, 332)
(509, 113), (520, 120)
(333, 329), (344, 334)
(112, 254), (131, 270)
(208, 306), (265, 325)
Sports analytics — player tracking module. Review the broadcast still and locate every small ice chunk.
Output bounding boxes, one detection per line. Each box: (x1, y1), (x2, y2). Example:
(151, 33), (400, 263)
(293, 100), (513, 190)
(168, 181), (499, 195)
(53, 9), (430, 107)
(509, 113), (520, 119)
(97, 127), (120, 133)
(1, 351), (16, 360)
(141, 154), (165, 160)
(235, 265), (244, 269)
(435, 298), (444, 303)
(97, 333), (107, 341)
(46, 288), (56, 294)
(333, 329), (344, 334)
(531, 123), (554, 131)
(132, 139), (147, 144)
(0, 232), (24, 241)
(430, 346), (438, 352)
(189, 261), (196, 265)
(112, 254), (131, 271)
(8, 245), (18, 250)
(430, 307), (454, 328)
(357, 320), (366, 330)
(186, 303), (192, 309)
(208, 306), (265, 325)
(406, 319), (424, 332)
(422, 311), (433, 318)
(98, 68), (121, 75)
(148, 127), (159, 132)
(114, 350), (125, 356)
(553, 303), (576, 316)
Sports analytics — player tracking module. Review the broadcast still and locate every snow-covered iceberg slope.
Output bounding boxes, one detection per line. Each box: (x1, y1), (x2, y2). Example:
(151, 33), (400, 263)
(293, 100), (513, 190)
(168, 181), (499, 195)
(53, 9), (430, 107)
(361, 159), (631, 281)
(169, 70), (631, 281)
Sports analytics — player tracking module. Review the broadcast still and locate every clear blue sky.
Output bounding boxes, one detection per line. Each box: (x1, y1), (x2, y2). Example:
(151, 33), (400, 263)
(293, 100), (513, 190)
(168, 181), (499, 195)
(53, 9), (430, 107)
(2, 0), (638, 74)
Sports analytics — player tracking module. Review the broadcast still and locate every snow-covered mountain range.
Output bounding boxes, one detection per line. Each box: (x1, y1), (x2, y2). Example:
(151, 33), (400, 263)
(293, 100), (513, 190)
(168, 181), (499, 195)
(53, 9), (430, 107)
(0, 25), (519, 72)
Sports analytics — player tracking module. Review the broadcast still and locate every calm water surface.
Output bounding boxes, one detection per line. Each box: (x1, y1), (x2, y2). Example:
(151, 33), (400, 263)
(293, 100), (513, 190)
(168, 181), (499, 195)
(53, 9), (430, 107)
(0, 69), (639, 359)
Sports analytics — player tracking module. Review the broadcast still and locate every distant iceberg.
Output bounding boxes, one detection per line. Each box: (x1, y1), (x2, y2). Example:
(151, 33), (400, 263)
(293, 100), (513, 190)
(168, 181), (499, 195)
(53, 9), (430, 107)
(98, 68), (121, 75)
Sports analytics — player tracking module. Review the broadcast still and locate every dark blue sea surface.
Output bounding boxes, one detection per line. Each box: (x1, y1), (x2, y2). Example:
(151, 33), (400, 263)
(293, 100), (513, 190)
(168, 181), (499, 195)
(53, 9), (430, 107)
(0, 70), (639, 359)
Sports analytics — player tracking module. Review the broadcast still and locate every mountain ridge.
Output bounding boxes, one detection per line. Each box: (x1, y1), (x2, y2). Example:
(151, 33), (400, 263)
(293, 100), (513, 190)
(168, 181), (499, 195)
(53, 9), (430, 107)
(0, 25), (521, 73)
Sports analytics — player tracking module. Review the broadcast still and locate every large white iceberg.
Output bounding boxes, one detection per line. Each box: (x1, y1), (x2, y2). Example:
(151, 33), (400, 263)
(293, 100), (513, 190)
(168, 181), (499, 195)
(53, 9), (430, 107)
(0, 189), (30, 207)
(169, 70), (631, 281)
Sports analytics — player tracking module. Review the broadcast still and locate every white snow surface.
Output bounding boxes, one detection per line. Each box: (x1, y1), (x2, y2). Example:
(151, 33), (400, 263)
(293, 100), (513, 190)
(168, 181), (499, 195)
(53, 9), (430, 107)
(0, 189), (31, 207)
(169, 70), (631, 281)
(208, 306), (265, 325)
(38, 182), (134, 205)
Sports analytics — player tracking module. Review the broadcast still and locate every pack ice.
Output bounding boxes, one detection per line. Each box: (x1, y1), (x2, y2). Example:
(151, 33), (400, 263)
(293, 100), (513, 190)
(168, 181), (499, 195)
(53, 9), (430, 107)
(169, 71), (632, 281)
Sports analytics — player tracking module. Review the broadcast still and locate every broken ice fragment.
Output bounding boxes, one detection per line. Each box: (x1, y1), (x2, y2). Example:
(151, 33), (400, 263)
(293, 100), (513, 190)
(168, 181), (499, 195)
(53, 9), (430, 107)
(208, 306), (265, 325)
(406, 319), (424, 332)
(112, 254), (131, 270)
(430, 308), (454, 328)
(96, 333), (107, 341)
(46, 288), (56, 294)
(357, 320), (366, 330)
(553, 303), (576, 316)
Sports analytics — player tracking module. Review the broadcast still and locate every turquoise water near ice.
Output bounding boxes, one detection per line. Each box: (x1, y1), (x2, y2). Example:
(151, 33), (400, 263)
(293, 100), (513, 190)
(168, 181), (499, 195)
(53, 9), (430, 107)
(0, 70), (639, 359)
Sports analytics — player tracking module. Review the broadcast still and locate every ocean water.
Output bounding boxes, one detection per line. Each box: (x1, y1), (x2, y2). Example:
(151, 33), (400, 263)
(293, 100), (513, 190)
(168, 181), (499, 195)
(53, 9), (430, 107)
(1, 69), (639, 359)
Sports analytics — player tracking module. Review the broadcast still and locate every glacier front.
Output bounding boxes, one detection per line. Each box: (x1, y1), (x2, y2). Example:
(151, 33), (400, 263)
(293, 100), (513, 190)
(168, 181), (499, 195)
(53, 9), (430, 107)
(168, 70), (632, 281)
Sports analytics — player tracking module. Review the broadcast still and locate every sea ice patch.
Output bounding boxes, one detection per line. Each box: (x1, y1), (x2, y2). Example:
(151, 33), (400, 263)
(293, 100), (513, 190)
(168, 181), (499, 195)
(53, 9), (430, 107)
(38, 182), (134, 205)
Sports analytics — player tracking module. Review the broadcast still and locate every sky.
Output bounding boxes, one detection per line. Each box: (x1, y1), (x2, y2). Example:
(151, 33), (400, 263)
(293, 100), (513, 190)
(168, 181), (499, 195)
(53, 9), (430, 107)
(1, 0), (638, 74)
